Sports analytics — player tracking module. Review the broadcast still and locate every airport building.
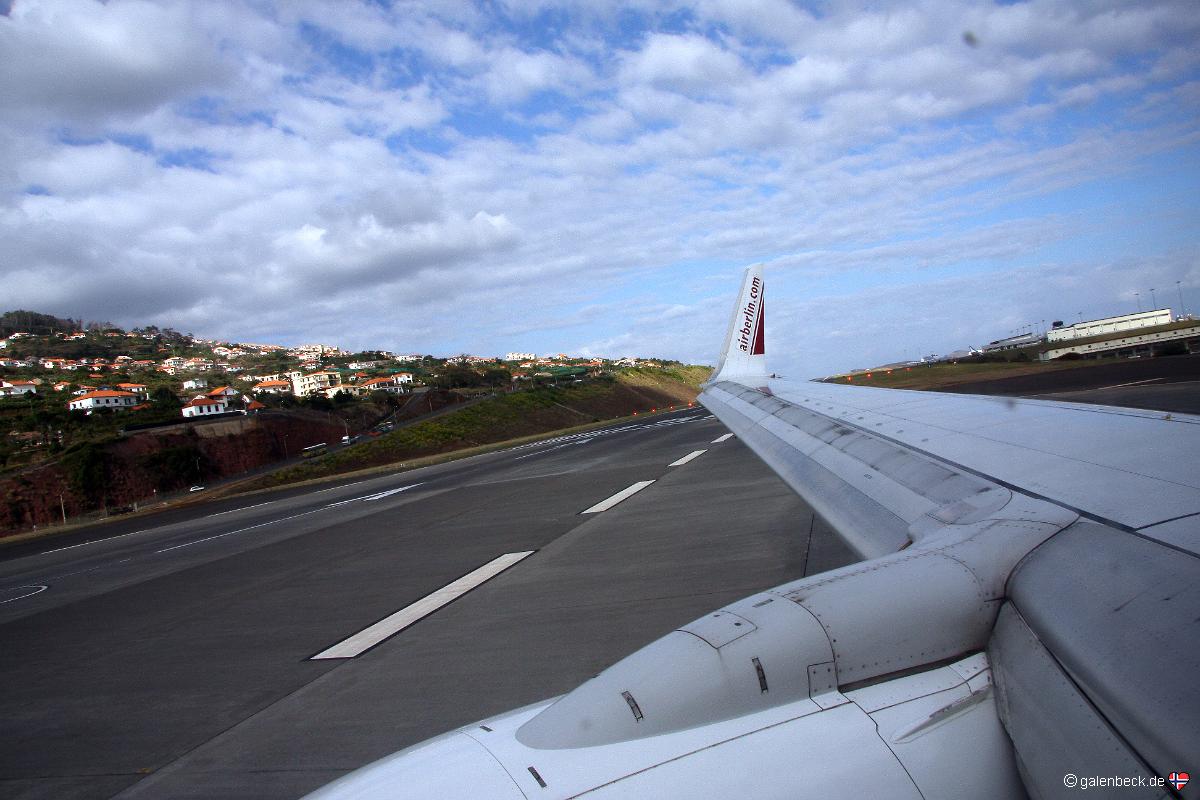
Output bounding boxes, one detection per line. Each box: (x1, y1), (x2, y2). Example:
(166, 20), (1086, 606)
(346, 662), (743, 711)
(1046, 309), (1172, 342)
(981, 332), (1042, 353)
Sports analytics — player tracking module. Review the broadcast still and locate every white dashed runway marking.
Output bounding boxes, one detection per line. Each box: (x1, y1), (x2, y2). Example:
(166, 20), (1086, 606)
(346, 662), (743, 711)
(311, 551), (536, 659)
(581, 480), (656, 514)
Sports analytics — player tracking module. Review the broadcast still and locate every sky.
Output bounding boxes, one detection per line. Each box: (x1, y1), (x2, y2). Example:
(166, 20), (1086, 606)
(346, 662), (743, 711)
(1, 0), (1198, 378)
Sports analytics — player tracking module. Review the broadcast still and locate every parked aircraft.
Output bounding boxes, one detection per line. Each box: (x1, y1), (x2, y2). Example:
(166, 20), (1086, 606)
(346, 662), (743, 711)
(305, 266), (1198, 799)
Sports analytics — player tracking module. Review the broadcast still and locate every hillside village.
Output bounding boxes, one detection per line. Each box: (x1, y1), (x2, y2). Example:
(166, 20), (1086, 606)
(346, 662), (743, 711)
(0, 310), (672, 470)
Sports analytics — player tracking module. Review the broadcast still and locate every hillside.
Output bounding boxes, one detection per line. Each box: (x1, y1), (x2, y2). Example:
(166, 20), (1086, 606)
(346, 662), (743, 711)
(244, 366), (710, 488)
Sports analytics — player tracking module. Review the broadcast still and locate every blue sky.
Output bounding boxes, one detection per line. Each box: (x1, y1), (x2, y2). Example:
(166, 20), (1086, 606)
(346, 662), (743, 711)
(1, 0), (1197, 377)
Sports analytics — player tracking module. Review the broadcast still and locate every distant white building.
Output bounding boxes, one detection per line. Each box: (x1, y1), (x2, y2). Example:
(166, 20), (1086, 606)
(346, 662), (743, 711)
(182, 396), (228, 418)
(1046, 309), (1172, 342)
(68, 390), (138, 413)
(182, 378), (208, 391)
(1, 380), (37, 396)
(981, 333), (1042, 353)
(292, 343), (343, 358)
(505, 352), (536, 361)
(354, 373), (413, 395)
(293, 370), (342, 396)
(252, 379), (292, 395)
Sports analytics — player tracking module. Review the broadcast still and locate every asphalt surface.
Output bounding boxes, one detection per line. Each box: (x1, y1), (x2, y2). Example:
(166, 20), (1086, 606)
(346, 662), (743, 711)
(5, 372), (1195, 800)
(937, 353), (1200, 414)
(0, 409), (855, 800)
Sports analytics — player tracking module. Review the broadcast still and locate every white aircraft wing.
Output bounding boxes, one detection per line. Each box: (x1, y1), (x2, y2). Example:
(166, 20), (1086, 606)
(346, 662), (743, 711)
(305, 266), (1199, 800)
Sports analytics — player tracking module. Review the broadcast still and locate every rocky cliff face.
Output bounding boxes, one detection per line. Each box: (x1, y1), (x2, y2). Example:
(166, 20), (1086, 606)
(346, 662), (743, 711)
(0, 411), (342, 535)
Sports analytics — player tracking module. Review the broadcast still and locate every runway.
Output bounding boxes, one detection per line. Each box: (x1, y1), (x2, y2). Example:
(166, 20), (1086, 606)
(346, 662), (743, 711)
(0, 410), (855, 799)
(6, 373), (1194, 800)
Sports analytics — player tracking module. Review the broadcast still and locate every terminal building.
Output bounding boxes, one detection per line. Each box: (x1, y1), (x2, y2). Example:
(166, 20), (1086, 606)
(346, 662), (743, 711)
(1046, 309), (1172, 342)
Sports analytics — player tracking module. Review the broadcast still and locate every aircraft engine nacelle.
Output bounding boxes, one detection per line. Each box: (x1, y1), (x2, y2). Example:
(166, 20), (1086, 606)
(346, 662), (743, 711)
(304, 549), (1028, 799)
(303, 651), (1024, 799)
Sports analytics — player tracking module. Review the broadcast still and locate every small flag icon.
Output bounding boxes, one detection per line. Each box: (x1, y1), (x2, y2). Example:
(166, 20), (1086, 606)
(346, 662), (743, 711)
(1168, 772), (1189, 791)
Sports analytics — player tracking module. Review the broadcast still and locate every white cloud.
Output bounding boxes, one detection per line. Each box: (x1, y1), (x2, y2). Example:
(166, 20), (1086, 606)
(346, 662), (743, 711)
(0, 0), (233, 127)
(620, 33), (746, 94)
(0, 0), (1195, 374)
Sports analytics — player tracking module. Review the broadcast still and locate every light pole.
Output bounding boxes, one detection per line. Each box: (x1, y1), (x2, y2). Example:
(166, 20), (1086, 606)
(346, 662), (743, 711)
(1149, 288), (1157, 310)
(1178, 280), (1186, 318)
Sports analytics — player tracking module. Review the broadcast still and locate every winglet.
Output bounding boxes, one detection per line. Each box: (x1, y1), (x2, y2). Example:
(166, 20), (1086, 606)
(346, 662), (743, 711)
(710, 265), (770, 387)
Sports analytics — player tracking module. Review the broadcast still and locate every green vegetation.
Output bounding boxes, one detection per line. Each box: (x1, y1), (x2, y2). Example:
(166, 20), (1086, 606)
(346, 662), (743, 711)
(0, 310), (81, 337)
(829, 359), (1108, 390)
(244, 367), (709, 488)
(59, 440), (114, 503)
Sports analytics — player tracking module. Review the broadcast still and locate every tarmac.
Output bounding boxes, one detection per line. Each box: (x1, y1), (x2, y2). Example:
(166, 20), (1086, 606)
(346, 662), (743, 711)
(1, 363), (1195, 800)
(0, 410), (855, 799)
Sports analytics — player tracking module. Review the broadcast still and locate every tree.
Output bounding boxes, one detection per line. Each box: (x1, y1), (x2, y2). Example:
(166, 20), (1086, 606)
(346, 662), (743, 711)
(151, 387), (181, 409)
(482, 367), (512, 387)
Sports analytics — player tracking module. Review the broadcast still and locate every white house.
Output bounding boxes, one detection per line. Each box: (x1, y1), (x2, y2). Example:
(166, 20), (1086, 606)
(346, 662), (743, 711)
(182, 396), (228, 418)
(1, 380), (37, 396)
(182, 378), (208, 391)
(355, 375), (408, 395)
(252, 379), (292, 394)
(68, 390), (138, 413)
(293, 370), (342, 396)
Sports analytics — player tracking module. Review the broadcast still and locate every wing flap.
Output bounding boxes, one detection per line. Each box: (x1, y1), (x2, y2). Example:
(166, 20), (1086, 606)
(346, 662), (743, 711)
(701, 380), (1009, 558)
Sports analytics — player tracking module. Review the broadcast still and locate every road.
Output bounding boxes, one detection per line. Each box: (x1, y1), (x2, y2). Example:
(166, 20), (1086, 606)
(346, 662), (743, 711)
(0, 410), (855, 800)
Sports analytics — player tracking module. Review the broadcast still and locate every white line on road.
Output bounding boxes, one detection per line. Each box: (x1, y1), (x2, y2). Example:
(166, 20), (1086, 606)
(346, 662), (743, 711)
(159, 484), (427, 552)
(40, 529), (148, 555)
(0, 585), (48, 604)
(581, 480), (656, 514)
(513, 438), (595, 460)
(711, 433), (734, 443)
(311, 551), (536, 659)
(361, 484), (423, 501)
(212, 501), (273, 516)
(668, 449), (707, 467)
(324, 484), (423, 507)
(155, 508), (324, 553)
(1097, 377), (1166, 389)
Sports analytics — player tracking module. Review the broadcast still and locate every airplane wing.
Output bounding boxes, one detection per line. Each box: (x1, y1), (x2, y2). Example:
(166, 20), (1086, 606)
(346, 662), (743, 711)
(305, 267), (1200, 799)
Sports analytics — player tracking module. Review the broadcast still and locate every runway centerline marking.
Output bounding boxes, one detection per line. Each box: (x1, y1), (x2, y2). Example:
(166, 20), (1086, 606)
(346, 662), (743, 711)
(311, 551), (536, 660)
(668, 450), (707, 467)
(582, 480), (656, 514)
(711, 433), (734, 443)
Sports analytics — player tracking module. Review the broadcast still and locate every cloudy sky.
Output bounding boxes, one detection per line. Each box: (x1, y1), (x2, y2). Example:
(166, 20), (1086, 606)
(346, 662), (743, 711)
(2, 0), (1198, 377)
